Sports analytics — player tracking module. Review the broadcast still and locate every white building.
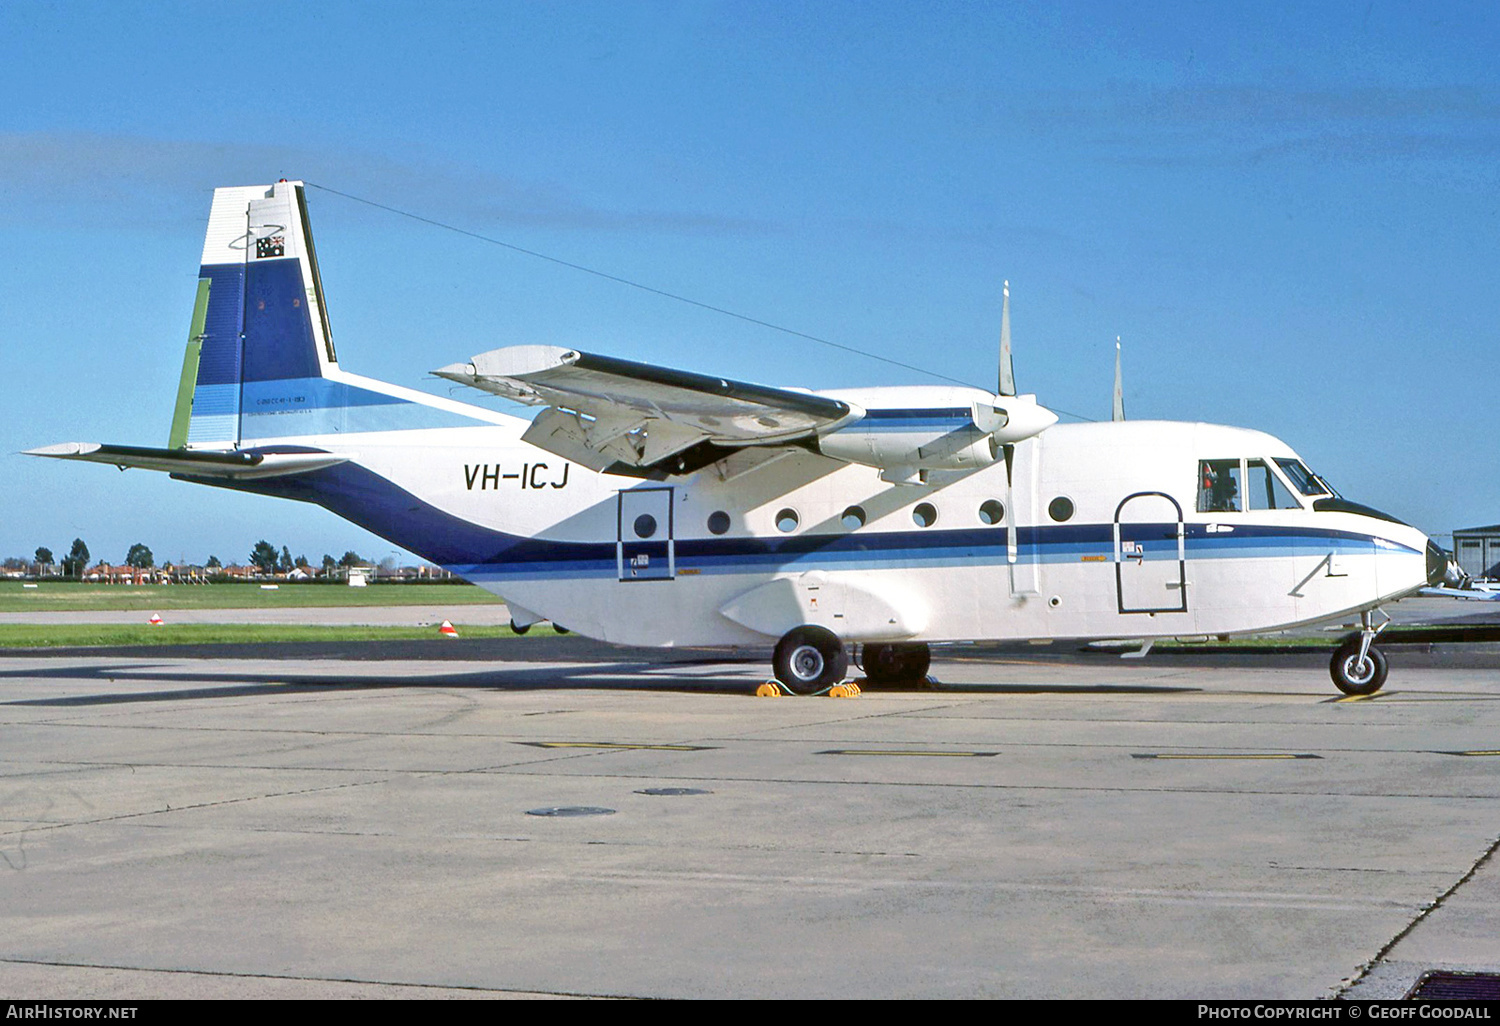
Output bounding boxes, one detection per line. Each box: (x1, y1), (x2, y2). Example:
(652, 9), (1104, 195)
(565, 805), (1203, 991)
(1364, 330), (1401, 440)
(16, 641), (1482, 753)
(1453, 525), (1500, 581)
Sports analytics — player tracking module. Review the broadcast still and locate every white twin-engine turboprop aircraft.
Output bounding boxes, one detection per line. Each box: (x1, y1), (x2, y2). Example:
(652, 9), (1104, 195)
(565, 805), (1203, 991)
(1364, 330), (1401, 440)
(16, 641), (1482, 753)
(30, 180), (1447, 695)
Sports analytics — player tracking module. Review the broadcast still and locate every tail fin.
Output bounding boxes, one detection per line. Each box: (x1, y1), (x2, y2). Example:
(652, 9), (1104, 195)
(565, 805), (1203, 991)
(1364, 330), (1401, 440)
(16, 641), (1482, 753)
(169, 180), (338, 449)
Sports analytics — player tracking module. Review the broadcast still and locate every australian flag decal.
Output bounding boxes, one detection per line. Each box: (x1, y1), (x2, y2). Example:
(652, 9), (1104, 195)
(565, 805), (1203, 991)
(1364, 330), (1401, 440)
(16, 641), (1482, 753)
(255, 235), (285, 259)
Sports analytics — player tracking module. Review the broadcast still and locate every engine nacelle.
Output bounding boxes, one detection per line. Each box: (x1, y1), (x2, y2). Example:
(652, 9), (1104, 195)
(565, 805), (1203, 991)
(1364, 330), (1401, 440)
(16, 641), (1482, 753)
(816, 421), (1000, 472)
(813, 391), (1056, 480)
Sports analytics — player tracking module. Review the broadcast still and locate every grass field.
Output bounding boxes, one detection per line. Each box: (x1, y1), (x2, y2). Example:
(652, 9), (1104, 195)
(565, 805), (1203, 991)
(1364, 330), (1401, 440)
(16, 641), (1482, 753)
(0, 580), (502, 612)
(0, 623), (563, 648)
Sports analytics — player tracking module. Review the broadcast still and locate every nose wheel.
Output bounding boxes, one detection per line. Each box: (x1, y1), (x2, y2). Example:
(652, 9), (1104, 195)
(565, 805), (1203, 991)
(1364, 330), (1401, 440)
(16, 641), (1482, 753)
(1330, 610), (1389, 696)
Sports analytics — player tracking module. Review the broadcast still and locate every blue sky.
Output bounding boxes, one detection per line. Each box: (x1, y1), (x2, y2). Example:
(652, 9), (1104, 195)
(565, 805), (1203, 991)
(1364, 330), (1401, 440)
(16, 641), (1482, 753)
(2, 0), (1497, 567)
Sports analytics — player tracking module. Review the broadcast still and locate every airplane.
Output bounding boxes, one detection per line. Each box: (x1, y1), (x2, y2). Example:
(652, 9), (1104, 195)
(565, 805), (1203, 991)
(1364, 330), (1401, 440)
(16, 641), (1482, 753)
(28, 180), (1449, 697)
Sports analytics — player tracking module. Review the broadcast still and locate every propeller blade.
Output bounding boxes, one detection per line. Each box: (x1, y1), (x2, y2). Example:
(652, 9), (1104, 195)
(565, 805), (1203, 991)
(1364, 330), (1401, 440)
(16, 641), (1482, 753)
(998, 280), (1015, 397)
(1112, 337), (1125, 422)
(1003, 442), (1018, 566)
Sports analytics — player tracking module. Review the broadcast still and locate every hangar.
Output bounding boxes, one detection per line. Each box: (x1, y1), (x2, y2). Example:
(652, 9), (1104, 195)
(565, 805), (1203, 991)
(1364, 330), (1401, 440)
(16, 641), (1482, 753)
(1453, 524), (1500, 580)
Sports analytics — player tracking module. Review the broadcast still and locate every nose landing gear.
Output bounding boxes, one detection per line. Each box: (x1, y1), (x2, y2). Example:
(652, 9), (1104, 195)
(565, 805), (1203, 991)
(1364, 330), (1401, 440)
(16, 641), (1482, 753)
(1330, 609), (1390, 696)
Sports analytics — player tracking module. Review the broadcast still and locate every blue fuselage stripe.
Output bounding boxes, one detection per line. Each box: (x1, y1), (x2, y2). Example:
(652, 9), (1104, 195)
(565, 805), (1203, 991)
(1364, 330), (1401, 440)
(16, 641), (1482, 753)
(216, 463), (1417, 583)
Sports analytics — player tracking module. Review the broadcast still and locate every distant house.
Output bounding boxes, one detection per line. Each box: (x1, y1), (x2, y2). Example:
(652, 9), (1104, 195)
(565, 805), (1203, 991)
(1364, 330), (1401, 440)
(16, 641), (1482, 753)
(1453, 525), (1500, 581)
(158, 563), (209, 584)
(85, 563), (156, 585)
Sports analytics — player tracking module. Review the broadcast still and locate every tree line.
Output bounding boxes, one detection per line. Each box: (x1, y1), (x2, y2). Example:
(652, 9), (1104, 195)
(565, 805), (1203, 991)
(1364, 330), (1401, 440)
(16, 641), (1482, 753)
(8, 538), (369, 578)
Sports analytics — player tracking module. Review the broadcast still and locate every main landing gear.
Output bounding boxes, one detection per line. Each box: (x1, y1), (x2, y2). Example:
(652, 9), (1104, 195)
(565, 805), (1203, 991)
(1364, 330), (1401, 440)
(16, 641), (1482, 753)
(772, 626), (849, 695)
(770, 629), (932, 694)
(862, 642), (932, 687)
(1329, 609), (1389, 696)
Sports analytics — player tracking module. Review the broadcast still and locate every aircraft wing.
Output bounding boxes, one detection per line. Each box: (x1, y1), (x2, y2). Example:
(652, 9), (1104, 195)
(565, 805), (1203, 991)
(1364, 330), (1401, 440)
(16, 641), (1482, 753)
(1418, 586), (1500, 601)
(434, 345), (858, 475)
(25, 443), (351, 480)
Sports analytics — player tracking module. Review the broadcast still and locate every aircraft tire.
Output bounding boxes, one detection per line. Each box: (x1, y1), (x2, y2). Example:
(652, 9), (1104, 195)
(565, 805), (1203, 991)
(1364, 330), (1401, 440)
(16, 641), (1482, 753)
(773, 626), (848, 695)
(862, 642), (931, 687)
(509, 620), (530, 635)
(1330, 638), (1388, 696)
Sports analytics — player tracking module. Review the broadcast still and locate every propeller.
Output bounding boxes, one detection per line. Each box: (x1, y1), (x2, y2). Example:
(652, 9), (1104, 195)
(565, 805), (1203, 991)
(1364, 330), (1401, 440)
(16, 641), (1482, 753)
(998, 282), (1019, 565)
(998, 280), (1015, 398)
(1112, 336), (1125, 422)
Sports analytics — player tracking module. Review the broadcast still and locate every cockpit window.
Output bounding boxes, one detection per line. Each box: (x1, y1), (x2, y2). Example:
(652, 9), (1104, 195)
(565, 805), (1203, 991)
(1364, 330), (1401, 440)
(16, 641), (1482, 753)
(1247, 460), (1301, 510)
(1274, 458), (1336, 497)
(1197, 459), (1242, 512)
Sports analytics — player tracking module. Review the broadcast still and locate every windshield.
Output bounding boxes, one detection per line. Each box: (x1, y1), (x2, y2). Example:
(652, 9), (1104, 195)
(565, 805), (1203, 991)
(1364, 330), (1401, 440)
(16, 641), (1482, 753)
(1274, 458), (1337, 497)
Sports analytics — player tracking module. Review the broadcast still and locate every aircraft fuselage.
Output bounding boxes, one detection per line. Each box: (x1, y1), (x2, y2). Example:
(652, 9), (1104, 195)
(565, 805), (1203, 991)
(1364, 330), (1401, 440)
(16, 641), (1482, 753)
(224, 409), (1432, 650)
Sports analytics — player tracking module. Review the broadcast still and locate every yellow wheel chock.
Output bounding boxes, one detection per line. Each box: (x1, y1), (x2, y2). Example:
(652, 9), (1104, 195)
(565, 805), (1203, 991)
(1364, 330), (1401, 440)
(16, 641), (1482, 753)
(756, 680), (860, 698)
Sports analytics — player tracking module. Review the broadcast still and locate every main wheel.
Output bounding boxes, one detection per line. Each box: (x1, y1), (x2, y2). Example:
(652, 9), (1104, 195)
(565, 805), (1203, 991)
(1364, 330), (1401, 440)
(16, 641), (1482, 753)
(862, 642), (932, 687)
(773, 626), (848, 695)
(1330, 637), (1388, 696)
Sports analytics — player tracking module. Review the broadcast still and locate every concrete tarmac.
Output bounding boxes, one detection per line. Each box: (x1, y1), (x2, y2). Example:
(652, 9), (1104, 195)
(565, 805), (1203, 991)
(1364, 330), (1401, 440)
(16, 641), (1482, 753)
(1, 644), (1498, 999)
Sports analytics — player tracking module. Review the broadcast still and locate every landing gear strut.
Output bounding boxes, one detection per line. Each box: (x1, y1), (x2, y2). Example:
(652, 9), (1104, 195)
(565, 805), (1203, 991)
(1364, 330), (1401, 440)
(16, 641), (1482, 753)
(1330, 609), (1389, 696)
(862, 642), (931, 687)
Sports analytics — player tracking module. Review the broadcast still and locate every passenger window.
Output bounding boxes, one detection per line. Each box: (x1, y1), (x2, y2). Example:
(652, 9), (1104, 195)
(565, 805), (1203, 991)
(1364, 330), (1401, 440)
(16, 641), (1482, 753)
(1247, 460), (1300, 510)
(1197, 459), (1242, 513)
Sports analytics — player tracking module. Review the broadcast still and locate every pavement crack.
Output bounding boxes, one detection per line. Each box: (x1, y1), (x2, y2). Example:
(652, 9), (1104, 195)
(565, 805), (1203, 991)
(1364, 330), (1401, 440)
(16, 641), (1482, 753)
(0, 956), (629, 998)
(1335, 829), (1500, 997)
(0, 777), (390, 840)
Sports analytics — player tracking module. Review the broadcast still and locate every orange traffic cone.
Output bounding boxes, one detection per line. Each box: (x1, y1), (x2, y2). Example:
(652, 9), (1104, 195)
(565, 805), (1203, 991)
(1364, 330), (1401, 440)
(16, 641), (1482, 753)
(439, 620), (459, 638)
(148, 613), (163, 626)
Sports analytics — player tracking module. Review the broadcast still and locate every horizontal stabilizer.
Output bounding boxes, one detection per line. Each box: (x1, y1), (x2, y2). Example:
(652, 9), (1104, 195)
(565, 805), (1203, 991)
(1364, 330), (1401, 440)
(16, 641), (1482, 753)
(25, 443), (350, 479)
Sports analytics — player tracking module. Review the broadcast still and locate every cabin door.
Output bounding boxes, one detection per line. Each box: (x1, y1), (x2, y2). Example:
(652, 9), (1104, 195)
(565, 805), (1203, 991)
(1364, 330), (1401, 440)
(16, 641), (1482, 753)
(617, 487), (675, 582)
(1114, 492), (1187, 614)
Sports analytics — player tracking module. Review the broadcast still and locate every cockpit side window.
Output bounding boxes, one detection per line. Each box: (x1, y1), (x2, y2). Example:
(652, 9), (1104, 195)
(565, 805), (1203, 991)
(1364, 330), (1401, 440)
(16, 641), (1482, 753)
(1197, 459), (1242, 512)
(1274, 458), (1336, 497)
(1247, 459), (1301, 510)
